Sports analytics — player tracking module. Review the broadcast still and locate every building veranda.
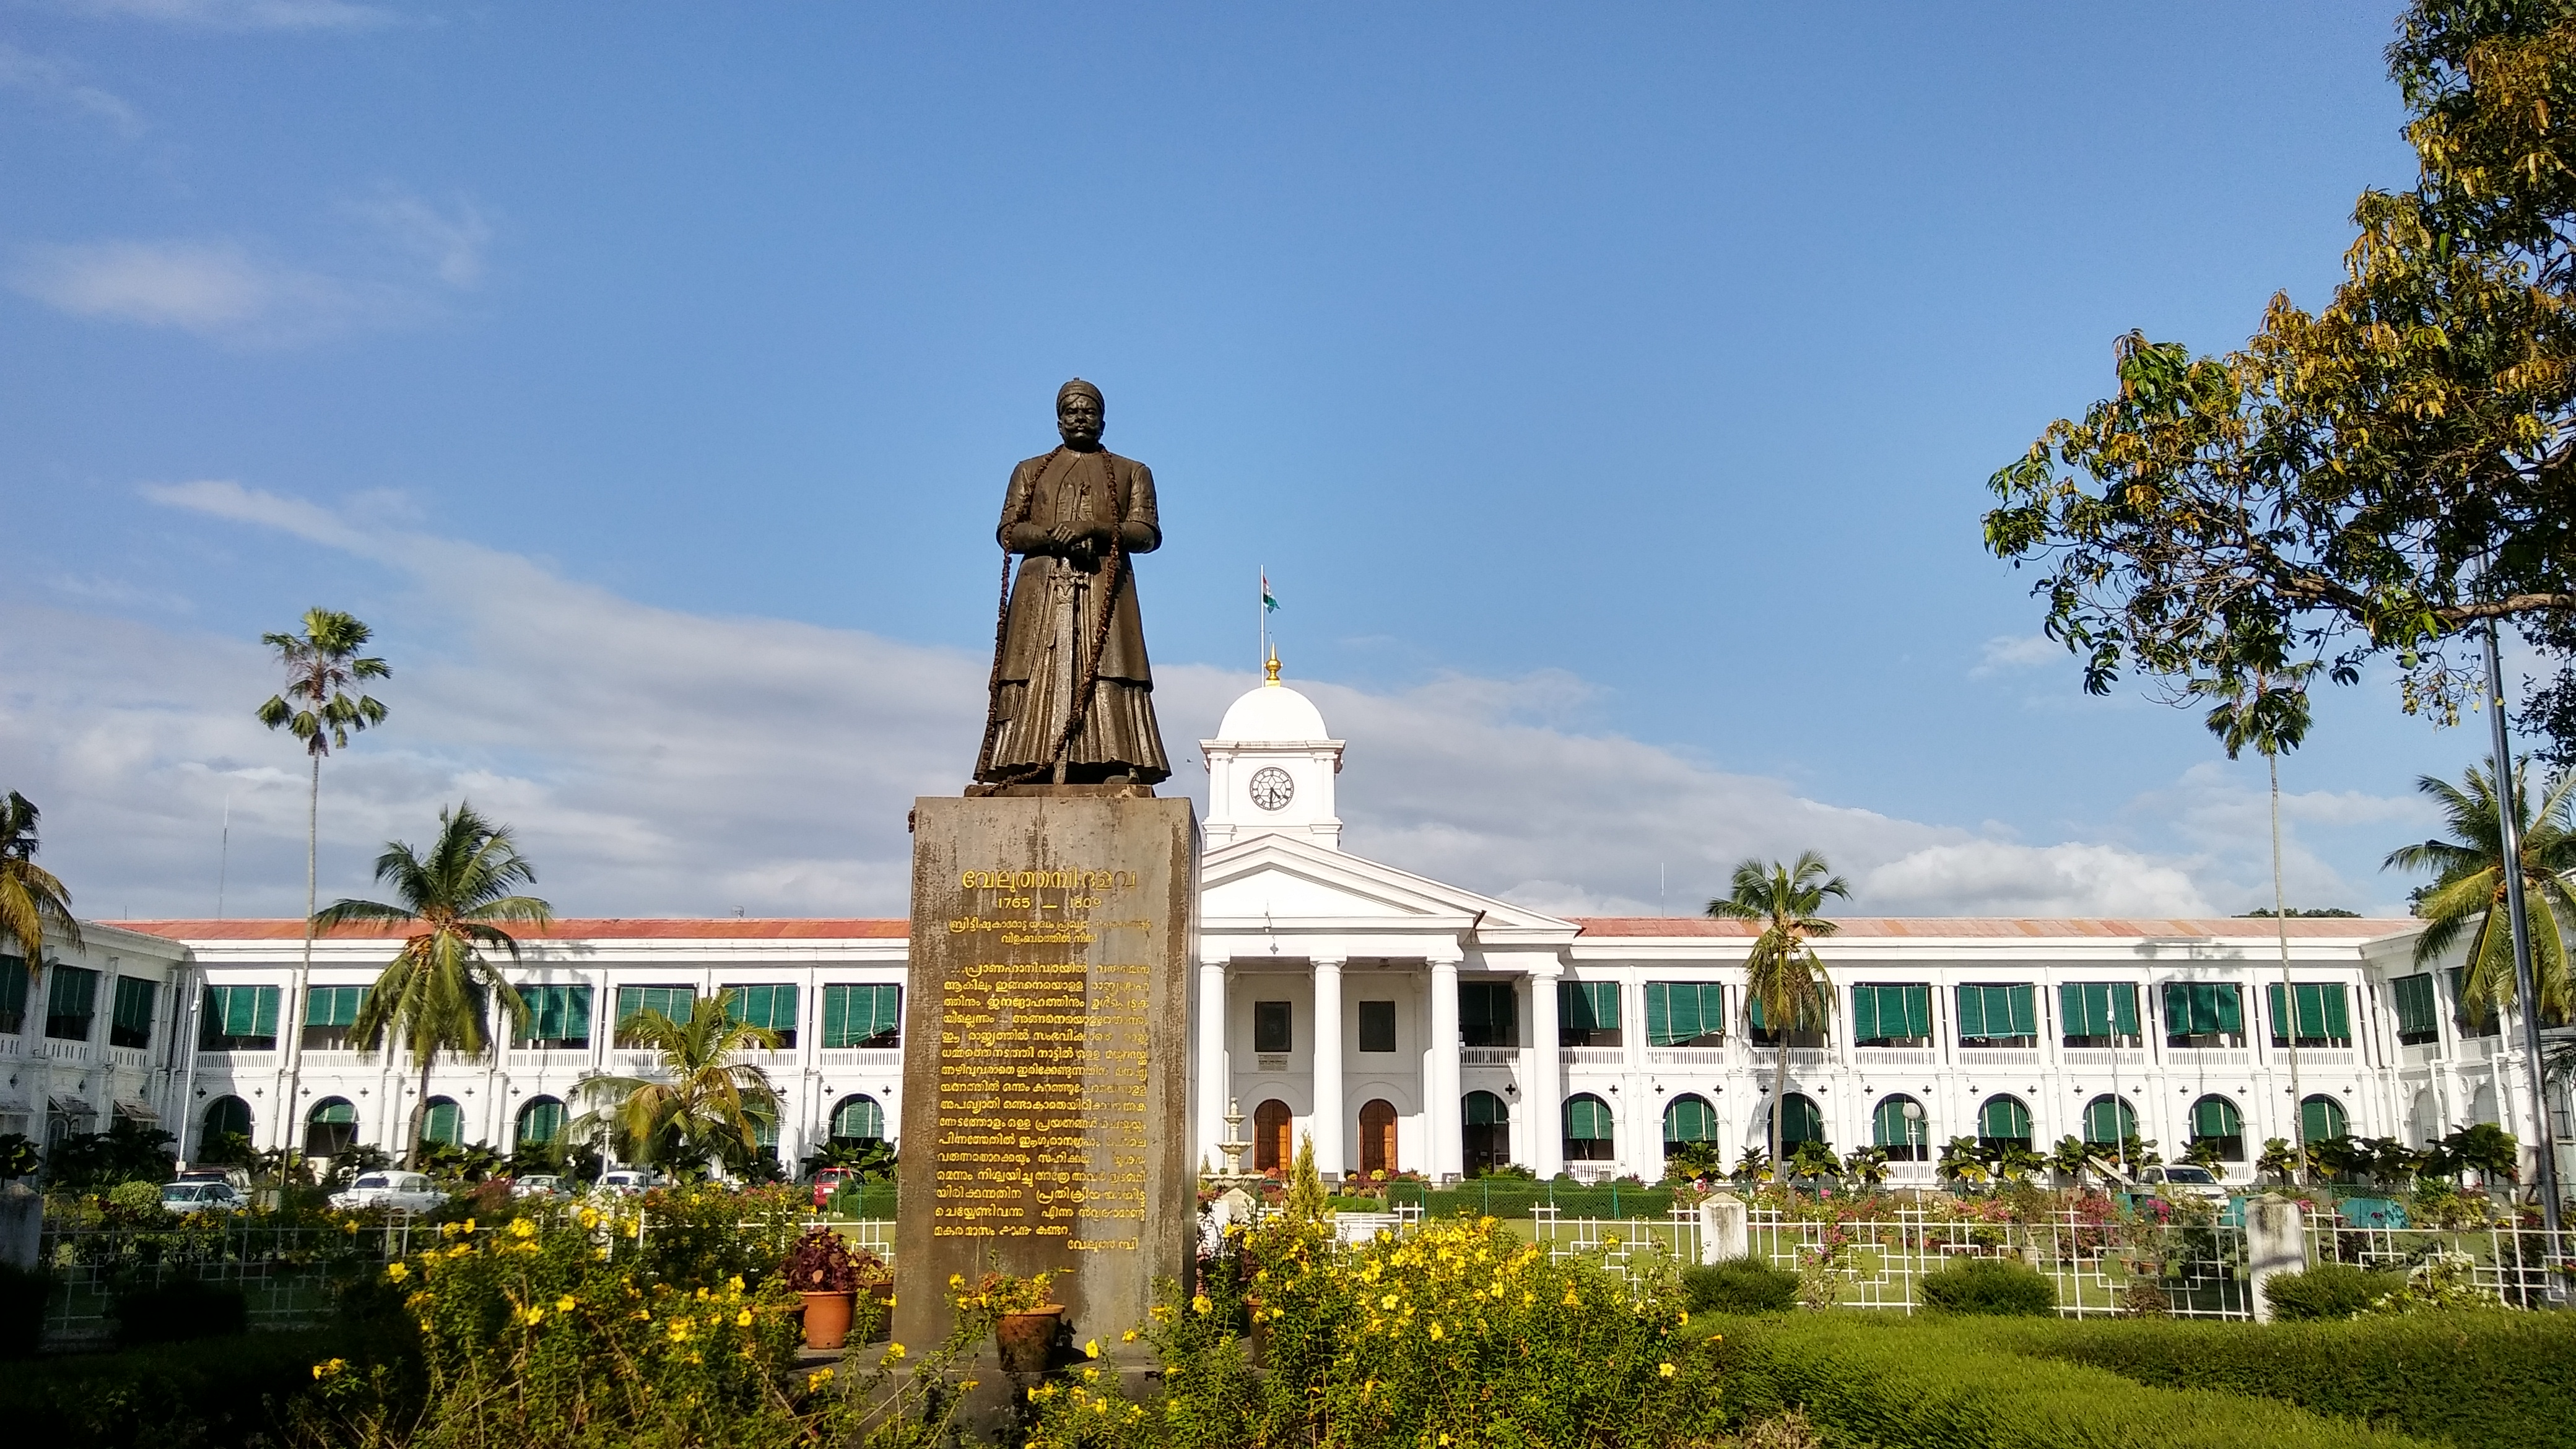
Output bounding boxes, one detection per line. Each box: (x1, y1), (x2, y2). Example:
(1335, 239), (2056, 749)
(37, 674), (2546, 1195)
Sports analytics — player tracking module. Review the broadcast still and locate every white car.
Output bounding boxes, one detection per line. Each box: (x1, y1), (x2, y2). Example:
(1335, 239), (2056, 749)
(509, 1173), (567, 1199)
(161, 1180), (248, 1215)
(2138, 1164), (2230, 1203)
(329, 1170), (448, 1214)
(593, 1169), (654, 1197)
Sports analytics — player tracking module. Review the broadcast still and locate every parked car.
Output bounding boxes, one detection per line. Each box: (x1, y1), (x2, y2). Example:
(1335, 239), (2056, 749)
(161, 1180), (248, 1215)
(509, 1173), (567, 1199)
(811, 1166), (858, 1209)
(2138, 1164), (2229, 1203)
(594, 1169), (655, 1197)
(173, 1165), (253, 1191)
(329, 1170), (448, 1214)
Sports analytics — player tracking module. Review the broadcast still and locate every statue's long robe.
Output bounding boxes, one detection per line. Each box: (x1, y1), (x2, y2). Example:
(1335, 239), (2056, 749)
(975, 447), (1172, 785)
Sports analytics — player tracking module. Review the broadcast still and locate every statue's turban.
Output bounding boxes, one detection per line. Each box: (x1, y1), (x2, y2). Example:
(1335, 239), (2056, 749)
(1057, 378), (1103, 407)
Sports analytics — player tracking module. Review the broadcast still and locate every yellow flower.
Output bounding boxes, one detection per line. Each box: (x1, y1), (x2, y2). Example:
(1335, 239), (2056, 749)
(732, 1308), (751, 1326)
(949, 1273), (967, 1289)
(1427, 1321), (1445, 1341)
(578, 1206), (601, 1229)
(1679, 1310), (1689, 1325)
(885, 1343), (907, 1361)
(508, 1217), (536, 1238)
(1121, 1328), (1139, 1342)
(463, 1219), (477, 1234)
(806, 1368), (835, 1390)
(727, 1274), (745, 1295)
(524, 1307), (546, 1325)
(1084, 1338), (1101, 1358)
(1381, 1293), (1398, 1310)
(1082, 1367), (1101, 1383)
(1659, 1362), (1677, 1378)
(1439, 1437), (1453, 1447)
(1561, 1289), (1580, 1306)
(1190, 1294), (1212, 1315)
(310, 1357), (348, 1380)
(385, 1262), (408, 1282)
(959, 1378), (980, 1391)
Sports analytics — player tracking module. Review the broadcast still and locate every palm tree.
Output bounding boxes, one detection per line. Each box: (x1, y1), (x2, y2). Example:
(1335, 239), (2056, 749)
(2191, 657), (2317, 1159)
(2384, 765), (2576, 1028)
(0, 791), (82, 981)
(575, 991), (780, 1179)
(1709, 851), (1849, 1170)
(257, 609), (390, 1121)
(313, 803), (549, 1168)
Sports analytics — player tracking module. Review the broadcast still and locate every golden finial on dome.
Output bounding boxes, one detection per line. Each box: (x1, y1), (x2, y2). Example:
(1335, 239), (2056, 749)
(1264, 649), (1281, 684)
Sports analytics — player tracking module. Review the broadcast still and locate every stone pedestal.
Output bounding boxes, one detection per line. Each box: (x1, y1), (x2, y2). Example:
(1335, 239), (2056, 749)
(1697, 1193), (1747, 1265)
(894, 793), (1198, 1360)
(2245, 1194), (2307, 1323)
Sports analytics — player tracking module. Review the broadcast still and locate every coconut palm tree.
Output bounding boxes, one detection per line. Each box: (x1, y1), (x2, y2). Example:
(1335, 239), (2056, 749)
(2191, 656), (2318, 1157)
(0, 791), (82, 981)
(1709, 852), (1848, 1170)
(2383, 764), (2576, 1029)
(256, 609), (390, 1101)
(575, 991), (780, 1178)
(313, 803), (549, 1168)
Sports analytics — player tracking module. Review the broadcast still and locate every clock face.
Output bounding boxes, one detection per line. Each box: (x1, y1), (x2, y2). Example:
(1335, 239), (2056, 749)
(1248, 765), (1295, 812)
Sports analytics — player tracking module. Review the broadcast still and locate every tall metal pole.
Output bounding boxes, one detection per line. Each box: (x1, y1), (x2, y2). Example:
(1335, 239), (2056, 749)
(2271, 751), (2306, 1173)
(2483, 618), (2566, 1299)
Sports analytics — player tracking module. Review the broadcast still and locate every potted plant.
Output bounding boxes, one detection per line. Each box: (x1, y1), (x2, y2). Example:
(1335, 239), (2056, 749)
(952, 1269), (1060, 1375)
(785, 1228), (861, 1349)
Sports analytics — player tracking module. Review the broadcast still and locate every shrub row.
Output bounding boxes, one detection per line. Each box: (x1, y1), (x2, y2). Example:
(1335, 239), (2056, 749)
(2261, 1263), (2402, 1321)
(1983, 1315), (2576, 1449)
(1918, 1258), (2058, 1316)
(1710, 1314), (2436, 1448)
(1682, 1257), (1798, 1314)
(0, 1329), (334, 1448)
(1381, 1180), (1676, 1219)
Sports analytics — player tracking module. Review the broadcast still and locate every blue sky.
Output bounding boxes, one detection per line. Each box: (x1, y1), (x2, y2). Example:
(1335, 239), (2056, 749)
(0, 1), (2500, 921)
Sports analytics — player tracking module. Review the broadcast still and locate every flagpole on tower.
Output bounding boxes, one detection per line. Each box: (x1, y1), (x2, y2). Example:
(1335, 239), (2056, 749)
(1260, 568), (1281, 679)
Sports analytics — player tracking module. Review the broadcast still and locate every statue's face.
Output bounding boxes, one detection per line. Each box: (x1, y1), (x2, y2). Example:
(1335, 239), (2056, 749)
(1058, 393), (1103, 448)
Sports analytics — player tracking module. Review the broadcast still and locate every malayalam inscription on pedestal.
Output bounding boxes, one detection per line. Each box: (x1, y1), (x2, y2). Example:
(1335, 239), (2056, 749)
(894, 793), (1196, 1355)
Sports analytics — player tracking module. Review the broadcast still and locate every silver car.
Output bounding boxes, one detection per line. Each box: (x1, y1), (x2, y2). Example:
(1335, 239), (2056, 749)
(161, 1180), (247, 1215)
(329, 1170), (447, 1214)
(2138, 1164), (2230, 1204)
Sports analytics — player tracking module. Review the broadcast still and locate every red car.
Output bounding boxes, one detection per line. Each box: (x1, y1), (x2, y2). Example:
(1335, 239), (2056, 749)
(812, 1167), (858, 1209)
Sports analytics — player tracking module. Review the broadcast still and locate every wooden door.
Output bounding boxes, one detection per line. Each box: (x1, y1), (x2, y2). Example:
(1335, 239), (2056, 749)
(1358, 1099), (1398, 1176)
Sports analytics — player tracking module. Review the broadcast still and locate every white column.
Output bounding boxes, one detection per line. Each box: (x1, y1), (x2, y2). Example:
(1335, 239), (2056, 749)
(1312, 959), (1345, 1180)
(1198, 959), (1230, 1170)
(1429, 955), (1463, 1181)
(1529, 965), (1564, 1178)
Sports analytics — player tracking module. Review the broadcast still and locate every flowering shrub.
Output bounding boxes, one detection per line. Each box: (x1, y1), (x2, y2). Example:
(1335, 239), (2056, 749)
(784, 1229), (860, 1294)
(949, 1268), (1058, 1315)
(1025, 1214), (1721, 1449)
(302, 1199), (859, 1448)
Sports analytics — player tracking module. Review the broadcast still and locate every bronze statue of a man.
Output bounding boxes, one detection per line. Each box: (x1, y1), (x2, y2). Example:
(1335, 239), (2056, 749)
(973, 379), (1172, 786)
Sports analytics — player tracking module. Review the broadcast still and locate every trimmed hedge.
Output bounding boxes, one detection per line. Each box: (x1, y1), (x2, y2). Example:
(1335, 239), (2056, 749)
(1919, 1257), (2058, 1316)
(1378, 1181), (1677, 1219)
(1712, 1315), (2435, 1448)
(0, 1329), (333, 1448)
(1682, 1256), (1798, 1314)
(2263, 1263), (2402, 1321)
(1986, 1315), (2576, 1449)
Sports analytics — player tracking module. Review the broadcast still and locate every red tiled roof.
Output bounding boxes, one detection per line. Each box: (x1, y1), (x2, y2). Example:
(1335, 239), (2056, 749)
(108, 918), (910, 942)
(1569, 916), (2417, 939)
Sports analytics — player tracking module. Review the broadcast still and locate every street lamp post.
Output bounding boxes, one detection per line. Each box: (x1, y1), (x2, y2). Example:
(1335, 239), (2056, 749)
(2483, 618), (2567, 1302)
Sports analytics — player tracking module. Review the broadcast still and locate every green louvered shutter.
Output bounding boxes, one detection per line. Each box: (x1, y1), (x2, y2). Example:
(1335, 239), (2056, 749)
(1851, 986), (1880, 1042)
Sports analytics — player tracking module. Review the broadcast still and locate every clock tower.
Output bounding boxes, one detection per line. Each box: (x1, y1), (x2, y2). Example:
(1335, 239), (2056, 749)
(1199, 656), (1344, 848)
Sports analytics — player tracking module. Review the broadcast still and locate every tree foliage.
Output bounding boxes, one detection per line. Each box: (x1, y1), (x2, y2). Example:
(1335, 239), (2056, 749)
(1986, 1), (2576, 757)
(575, 991), (780, 1178)
(0, 791), (80, 982)
(1708, 851), (1847, 1172)
(2383, 762), (2576, 1020)
(315, 801), (551, 1167)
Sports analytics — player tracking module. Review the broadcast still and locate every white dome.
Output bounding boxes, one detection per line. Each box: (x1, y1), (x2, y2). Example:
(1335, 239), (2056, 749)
(1214, 681), (1329, 742)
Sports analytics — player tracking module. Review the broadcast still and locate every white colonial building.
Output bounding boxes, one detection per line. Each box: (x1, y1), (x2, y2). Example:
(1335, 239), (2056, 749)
(72, 674), (2568, 1188)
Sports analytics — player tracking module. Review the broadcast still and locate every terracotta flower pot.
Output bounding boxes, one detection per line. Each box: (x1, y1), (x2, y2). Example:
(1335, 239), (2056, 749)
(801, 1290), (857, 1349)
(995, 1307), (1062, 1375)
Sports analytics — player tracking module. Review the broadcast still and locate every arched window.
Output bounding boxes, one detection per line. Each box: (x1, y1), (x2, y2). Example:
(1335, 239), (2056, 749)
(2081, 1094), (2137, 1146)
(305, 1097), (359, 1157)
(1358, 1099), (1398, 1177)
(1976, 1094), (2032, 1150)
(1461, 1090), (1510, 1175)
(1661, 1094), (1717, 1151)
(516, 1095), (567, 1149)
(2300, 1094), (2349, 1144)
(1770, 1092), (1825, 1146)
(2188, 1095), (2245, 1162)
(200, 1095), (253, 1156)
(829, 1094), (886, 1144)
(420, 1097), (464, 1147)
(1254, 1099), (1294, 1174)
(1564, 1094), (1615, 1162)
(1872, 1094), (1929, 1161)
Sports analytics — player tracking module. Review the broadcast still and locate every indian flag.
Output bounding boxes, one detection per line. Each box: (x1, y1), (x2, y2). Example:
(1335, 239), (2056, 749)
(1261, 573), (1279, 612)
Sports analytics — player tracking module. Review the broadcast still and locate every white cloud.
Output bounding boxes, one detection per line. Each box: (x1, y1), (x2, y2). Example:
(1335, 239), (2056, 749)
(0, 41), (142, 134)
(64, 0), (393, 30)
(0, 483), (2319, 924)
(1970, 633), (2066, 679)
(11, 196), (487, 346)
